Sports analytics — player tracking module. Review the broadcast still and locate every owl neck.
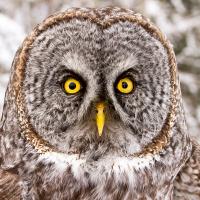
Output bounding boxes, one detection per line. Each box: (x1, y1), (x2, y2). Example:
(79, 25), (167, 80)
(18, 150), (178, 199)
(18, 127), (190, 199)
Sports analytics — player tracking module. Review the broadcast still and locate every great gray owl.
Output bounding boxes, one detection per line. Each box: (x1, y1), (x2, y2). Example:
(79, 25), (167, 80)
(0, 7), (199, 200)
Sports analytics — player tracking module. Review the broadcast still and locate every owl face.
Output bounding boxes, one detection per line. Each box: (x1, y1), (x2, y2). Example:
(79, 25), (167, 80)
(22, 16), (170, 158)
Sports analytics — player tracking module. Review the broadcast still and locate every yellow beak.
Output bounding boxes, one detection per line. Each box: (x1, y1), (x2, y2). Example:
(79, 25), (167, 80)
(96, 102), (105, 136)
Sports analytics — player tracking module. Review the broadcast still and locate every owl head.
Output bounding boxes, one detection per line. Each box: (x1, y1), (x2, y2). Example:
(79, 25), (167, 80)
(1, 8), (191, 196)
(10, 7), (174, 156)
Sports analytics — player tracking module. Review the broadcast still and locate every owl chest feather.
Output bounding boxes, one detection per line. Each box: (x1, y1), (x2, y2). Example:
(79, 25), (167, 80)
(19, 152), (176, 200)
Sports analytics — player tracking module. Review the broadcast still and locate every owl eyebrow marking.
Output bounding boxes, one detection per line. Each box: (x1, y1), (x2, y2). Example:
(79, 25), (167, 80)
(114, 68), (138, 89)
(59, 67), (86, 84)
(117, 68), (139, 78)
(108, 55), (139, 78)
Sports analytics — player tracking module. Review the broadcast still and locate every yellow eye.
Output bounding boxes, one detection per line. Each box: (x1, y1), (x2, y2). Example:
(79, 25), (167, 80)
(116, 77), (135, 94)
(64, 78), (81, 94)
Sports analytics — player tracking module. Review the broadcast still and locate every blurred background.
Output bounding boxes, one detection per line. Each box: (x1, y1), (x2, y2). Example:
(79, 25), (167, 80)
(0, 0), (199, 140)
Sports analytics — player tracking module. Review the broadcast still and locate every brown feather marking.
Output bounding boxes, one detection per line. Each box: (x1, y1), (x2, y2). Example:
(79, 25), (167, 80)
(0, 170), (21, 200)
(174, 141), (200, 199)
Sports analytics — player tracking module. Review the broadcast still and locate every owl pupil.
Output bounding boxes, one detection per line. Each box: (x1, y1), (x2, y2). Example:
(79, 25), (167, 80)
(122, 82), (128, 89)
(69, 82), (76, 90)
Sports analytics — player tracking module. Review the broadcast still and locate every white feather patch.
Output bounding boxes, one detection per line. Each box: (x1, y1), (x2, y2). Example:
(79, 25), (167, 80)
(38, 152), (160, 186)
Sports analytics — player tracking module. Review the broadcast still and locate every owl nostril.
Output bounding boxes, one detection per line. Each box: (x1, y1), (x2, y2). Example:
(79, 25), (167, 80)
(95, 107), (105, 113)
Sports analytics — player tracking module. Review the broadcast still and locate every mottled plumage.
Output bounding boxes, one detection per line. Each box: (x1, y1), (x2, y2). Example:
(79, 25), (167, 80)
(0, 7), (199, 200)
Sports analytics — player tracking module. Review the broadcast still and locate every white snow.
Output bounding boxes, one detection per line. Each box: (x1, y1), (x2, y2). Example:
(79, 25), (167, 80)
(0, 13), (25, 71)
(179, 72), (199, 94)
